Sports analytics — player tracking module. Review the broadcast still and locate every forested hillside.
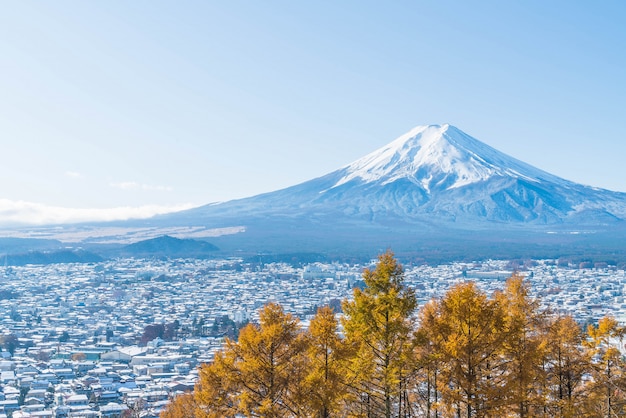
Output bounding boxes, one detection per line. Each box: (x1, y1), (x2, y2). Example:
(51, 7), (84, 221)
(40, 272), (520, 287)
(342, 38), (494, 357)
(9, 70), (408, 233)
(162, 251), (626, 417)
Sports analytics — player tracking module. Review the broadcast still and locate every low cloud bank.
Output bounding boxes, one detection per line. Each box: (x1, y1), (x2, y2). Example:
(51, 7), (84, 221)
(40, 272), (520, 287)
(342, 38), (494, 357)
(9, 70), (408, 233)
(0, 199), (196, 226)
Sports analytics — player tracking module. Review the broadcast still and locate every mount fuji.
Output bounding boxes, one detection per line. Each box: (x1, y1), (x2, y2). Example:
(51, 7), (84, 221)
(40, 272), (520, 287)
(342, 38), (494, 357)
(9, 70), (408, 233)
(138, 123), (626, 258)
(11, 124), (626, 260)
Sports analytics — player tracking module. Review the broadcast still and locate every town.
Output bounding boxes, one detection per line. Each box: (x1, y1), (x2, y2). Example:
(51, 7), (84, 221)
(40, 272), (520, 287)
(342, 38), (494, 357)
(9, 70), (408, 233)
(1, 256), (625, 417)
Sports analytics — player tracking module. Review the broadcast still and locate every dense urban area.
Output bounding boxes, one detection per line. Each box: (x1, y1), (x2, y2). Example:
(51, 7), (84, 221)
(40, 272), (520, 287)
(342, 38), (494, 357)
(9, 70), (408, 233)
(0, 256), (624, 417)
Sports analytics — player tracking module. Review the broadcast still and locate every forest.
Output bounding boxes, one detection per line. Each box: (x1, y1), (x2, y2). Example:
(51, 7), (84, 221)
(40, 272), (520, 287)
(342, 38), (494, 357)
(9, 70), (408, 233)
(162, 251), (626, 418)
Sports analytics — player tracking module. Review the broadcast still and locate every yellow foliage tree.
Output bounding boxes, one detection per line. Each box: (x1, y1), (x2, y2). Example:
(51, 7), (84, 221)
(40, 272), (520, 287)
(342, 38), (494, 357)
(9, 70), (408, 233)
(194, 348), (240, 417)
(586, 316), (626, 417)
(542, 315), (590, 417)
(302, 305), (352, 417)
(193, 303), (308, 417)
(495, 273), (547, 416)
(419, 281), (508, 417)
(414, 299), (446, 417)
(160, 393), (197, 418)
(342, 250), (417, 418)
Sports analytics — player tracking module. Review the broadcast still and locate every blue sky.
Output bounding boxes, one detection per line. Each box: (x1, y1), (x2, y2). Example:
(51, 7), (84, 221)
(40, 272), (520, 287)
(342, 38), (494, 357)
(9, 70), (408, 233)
(1, 1), (625, 224)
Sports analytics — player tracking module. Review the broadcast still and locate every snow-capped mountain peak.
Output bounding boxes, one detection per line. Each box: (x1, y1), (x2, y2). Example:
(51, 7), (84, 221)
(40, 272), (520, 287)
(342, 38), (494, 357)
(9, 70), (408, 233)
(133, 122), (626, 254)
(331, 124), (559, 192)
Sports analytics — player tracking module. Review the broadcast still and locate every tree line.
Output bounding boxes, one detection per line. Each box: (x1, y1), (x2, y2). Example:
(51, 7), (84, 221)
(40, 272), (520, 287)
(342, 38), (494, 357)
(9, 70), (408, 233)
(162, 251), (626, 417)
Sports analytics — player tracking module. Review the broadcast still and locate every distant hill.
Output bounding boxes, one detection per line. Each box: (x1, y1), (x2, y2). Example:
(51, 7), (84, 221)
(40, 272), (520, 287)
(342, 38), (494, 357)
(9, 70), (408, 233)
(116, 235), (219, 259)
(0, 237), (101, 266)
(0, 237), (63, 255)
(5, 249), (103, 266)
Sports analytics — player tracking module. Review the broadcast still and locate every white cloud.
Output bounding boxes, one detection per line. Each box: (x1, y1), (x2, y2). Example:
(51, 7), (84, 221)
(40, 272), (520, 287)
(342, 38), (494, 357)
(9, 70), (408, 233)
(110, 181), (141, 190)
(0, 199), (196, 226)
(65, 171), (82, 178)
(110, 181), (173, 192)
(142, 184), (173, 192)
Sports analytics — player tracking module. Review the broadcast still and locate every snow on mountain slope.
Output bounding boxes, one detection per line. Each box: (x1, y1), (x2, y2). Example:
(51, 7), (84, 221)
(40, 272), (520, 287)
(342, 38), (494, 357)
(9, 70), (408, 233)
(330, 124), (570, 193)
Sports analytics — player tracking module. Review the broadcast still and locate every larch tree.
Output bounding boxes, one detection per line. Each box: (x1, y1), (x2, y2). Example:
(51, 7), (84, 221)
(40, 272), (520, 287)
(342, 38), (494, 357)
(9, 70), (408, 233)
(414, 299), (445, 418)
(303, 305), (352, 418)
(193, 303), (308, 418)
(542, 315), (590, 417)
(586, 316), (626, 417)
(161, 392), (197, 418)
(194, 348), (240, 417)
(495, 273), (546, 417)
(421, 281), (509, 417)
(342, 250), (417, 418)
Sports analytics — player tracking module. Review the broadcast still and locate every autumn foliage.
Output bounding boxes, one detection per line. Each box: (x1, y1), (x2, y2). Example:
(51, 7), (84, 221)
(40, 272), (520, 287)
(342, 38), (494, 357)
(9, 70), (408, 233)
(162, 251), (626, 417)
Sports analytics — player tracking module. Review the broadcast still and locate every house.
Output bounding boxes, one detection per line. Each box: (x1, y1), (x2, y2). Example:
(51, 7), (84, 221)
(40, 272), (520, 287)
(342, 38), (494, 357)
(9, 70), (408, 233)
(0, 361), (14, 372)
(0, 399), (19, 415)
(98, 402), (127, 418)
(64, 394), (89, 408)
(99, 351), (131, 364)
(53, 368), (75, 380)
(49, 360), (69, 370)
(26, 389), (48, 401)
(0, 371), (15, 385)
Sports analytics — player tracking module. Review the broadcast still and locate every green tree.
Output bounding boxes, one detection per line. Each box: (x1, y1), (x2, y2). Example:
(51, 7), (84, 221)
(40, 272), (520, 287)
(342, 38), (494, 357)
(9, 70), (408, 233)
(0, 334), (19, 356)
(342, 250), (417, 418)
